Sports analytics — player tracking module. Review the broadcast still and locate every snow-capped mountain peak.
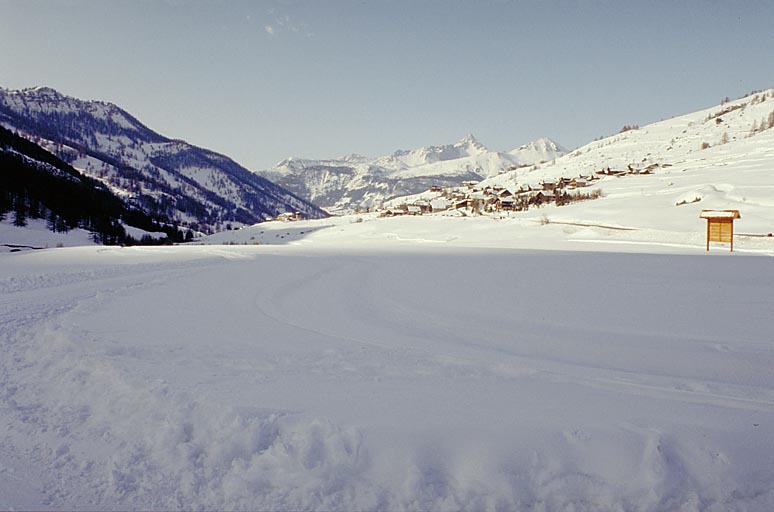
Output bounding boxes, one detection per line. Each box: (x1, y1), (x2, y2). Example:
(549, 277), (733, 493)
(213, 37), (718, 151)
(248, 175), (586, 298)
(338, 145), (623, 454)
(336, 153), (370, 164)
(508, 137), (566, 164)
(454, 133), (489, 155)
(261, 135), (565, 212)
(513, 137), (564, 154)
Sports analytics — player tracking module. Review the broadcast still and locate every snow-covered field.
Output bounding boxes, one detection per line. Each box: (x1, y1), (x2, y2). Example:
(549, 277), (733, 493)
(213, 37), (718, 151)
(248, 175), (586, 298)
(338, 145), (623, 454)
(2, 222), (774, 510)
(3, 90), (774, 510)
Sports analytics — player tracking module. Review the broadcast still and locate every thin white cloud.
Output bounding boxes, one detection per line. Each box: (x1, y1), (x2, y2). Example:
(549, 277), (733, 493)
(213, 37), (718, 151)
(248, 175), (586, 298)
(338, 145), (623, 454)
(263, 13), (312, 38)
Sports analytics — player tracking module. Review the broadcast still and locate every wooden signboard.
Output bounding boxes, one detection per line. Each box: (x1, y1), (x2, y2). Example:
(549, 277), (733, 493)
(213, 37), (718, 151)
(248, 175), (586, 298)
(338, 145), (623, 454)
(700, 210), (740, 252)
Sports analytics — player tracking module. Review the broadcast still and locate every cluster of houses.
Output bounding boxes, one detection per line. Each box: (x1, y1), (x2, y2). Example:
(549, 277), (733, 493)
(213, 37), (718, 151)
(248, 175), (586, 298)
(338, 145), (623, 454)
(274, 212), (303, 222)
(382, 174), (602, 217)
(595, 163), (664, 177)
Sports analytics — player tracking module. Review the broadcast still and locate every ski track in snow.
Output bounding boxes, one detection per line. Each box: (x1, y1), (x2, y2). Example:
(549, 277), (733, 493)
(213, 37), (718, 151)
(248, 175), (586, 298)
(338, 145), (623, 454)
(2, 247), (774, 510)
(256, 255), (774, 414)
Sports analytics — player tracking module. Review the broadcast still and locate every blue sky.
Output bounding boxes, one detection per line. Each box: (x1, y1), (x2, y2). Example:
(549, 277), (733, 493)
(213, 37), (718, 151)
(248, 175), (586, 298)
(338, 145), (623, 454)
(2, 0), (774, 169)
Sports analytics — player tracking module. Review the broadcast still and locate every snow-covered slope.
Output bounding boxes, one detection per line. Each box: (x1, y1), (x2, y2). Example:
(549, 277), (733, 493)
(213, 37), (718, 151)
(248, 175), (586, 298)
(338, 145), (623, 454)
(427, 90), (774, 246)
(261, 134), (565, 213)
(0, 87), (328, 233)
(0, 218), (97, 252)
(481, 90), (774, 194)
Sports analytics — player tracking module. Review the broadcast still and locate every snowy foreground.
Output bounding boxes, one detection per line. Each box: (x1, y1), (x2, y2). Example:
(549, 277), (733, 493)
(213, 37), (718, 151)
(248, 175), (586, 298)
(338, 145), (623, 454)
(2, 226), (774, 511)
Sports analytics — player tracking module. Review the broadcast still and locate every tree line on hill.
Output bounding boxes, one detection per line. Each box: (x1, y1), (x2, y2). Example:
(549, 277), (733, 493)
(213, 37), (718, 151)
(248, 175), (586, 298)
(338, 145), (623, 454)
(0, 126), (191, 245)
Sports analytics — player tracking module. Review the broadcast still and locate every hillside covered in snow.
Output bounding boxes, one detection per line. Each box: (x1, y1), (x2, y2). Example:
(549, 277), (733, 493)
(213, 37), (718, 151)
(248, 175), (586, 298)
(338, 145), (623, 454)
(0, 87), (328, 234)
(477, 90), (774, 223)
(260, 135), (565, 213)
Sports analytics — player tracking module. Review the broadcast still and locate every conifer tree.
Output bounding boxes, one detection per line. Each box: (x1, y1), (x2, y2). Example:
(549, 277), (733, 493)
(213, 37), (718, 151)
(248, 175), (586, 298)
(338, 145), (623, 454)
(13, 196), (27, 227)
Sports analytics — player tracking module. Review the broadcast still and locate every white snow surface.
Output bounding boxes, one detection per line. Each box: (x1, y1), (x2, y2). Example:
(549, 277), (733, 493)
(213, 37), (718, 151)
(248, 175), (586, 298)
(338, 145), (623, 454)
(2, 215), (774, 510)
(0, 218), (97, 252)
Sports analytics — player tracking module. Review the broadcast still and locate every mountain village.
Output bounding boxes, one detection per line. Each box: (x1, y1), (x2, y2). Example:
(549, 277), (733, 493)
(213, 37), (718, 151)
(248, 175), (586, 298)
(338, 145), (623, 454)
(379, 174), (603, 217)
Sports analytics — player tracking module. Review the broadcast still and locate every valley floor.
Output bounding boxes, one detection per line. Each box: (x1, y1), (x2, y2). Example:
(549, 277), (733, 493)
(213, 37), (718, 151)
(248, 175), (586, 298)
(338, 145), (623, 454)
(1, 239), (774, 510)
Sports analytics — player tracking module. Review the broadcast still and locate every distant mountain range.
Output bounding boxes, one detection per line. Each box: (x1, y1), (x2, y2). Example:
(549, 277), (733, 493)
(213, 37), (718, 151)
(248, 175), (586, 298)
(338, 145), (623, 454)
(0, 85), (565, 229)
(260, 135), (565, 212)
(0, 86), (328, 234)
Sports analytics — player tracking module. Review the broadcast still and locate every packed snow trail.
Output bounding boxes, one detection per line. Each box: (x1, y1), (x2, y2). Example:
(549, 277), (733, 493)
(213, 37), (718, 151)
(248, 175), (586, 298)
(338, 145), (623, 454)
(2, 245), (774, 510)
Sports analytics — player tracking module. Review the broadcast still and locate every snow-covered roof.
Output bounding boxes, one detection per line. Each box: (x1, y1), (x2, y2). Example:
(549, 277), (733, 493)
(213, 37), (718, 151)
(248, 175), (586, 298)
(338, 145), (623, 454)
(700, 210), (740, 219)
